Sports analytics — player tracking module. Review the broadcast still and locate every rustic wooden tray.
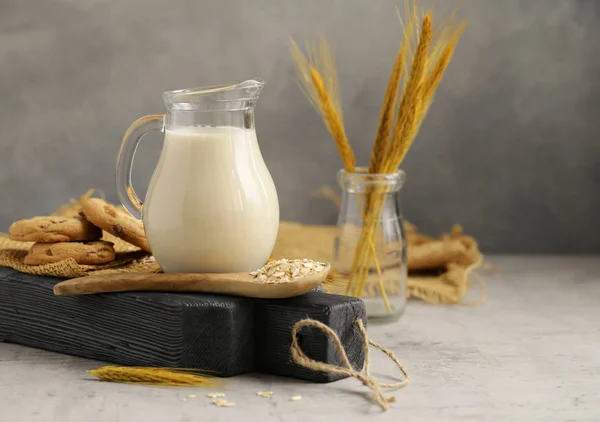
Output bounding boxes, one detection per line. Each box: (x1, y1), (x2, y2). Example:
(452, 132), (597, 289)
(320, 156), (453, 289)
(0, 267), (366, 383)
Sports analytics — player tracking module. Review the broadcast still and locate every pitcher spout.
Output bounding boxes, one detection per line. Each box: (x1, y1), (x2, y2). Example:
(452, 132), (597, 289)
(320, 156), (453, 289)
(235, 78), (265, 96)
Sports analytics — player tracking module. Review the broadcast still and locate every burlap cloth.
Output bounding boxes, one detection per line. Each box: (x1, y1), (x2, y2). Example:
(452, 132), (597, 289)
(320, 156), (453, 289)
(272, 221), (484, 304)
(0, 190), (485, 305)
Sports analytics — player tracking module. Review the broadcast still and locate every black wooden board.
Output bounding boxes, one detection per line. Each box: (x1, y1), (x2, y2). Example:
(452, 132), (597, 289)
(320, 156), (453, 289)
(0, 267), (366, 383)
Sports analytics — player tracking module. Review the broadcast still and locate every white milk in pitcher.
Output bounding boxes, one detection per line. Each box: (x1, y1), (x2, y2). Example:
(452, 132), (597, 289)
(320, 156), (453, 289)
(143, 126), (279, 273)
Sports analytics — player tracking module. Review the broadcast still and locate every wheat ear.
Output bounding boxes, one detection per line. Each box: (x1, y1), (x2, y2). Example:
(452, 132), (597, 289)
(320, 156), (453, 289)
(310, 67), (356, 172)
(385, 14), (432, 172)
(369, 44), (406, 174)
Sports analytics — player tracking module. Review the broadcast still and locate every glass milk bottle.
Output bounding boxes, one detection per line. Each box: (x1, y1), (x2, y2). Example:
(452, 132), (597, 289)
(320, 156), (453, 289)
(116, 79), (279, 273)
(332, 169), (407, 322)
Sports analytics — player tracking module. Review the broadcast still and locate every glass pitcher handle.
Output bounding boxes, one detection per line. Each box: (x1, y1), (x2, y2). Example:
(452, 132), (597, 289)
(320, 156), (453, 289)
(116, 114), (165, 220)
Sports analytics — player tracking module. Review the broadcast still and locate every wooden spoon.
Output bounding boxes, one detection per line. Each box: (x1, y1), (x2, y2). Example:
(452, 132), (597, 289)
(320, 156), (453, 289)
(53, 263), (331, 299)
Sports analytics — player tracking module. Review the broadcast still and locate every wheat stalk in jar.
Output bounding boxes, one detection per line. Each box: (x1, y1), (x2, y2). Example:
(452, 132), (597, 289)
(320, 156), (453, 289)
(290, 1), (466, 317)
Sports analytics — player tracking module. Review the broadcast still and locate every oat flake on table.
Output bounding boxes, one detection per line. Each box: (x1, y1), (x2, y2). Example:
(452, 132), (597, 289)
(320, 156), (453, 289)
(212, 398), (235, 407)
(256, 391), (274, 398)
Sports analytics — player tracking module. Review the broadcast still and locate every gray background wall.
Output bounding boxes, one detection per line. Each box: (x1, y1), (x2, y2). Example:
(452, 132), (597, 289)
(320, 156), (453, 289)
(1, 0), (599, 253)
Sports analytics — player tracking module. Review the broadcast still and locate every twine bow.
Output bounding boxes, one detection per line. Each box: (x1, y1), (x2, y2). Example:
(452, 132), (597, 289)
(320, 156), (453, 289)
(290, 318), (409, 411)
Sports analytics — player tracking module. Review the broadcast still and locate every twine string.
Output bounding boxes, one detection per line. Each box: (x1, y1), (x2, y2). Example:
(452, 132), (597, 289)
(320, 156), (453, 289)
(290, 318), (409, 411)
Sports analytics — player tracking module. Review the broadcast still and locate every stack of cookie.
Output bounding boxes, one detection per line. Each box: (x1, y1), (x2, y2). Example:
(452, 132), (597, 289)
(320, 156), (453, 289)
(8, 199), (151, 266)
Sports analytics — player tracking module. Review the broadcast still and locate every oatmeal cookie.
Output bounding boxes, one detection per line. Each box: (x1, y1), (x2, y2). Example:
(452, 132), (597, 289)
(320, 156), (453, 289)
(24, 241), (116, 265)
(9, 216), (102, 243)
(81, 198), (151, 252)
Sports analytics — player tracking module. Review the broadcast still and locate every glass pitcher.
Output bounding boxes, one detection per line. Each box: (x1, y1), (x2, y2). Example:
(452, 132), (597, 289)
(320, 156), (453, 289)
(116, 79), (280, 273)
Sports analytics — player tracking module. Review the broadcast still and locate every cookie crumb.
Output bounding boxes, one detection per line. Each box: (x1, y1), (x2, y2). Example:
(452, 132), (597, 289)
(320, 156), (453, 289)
(187, 394), (196, 398)
(212, 398), (235, 407)
(289, 395), (302, 401)
(256, 391), (273, 398)
(207, 392), (226, 399)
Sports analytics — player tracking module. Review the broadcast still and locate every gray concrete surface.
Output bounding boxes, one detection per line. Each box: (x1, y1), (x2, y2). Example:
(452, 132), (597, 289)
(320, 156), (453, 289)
(1, 256), (599, 421)
(1, 1), (599, 253)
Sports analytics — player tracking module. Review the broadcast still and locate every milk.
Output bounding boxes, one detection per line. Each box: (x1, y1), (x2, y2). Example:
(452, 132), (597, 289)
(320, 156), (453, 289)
(143, 126), (279, 273)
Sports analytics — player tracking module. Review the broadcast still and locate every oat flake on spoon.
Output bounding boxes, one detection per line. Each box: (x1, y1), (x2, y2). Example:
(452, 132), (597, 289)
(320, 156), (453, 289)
(251, 258), (326, 284)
